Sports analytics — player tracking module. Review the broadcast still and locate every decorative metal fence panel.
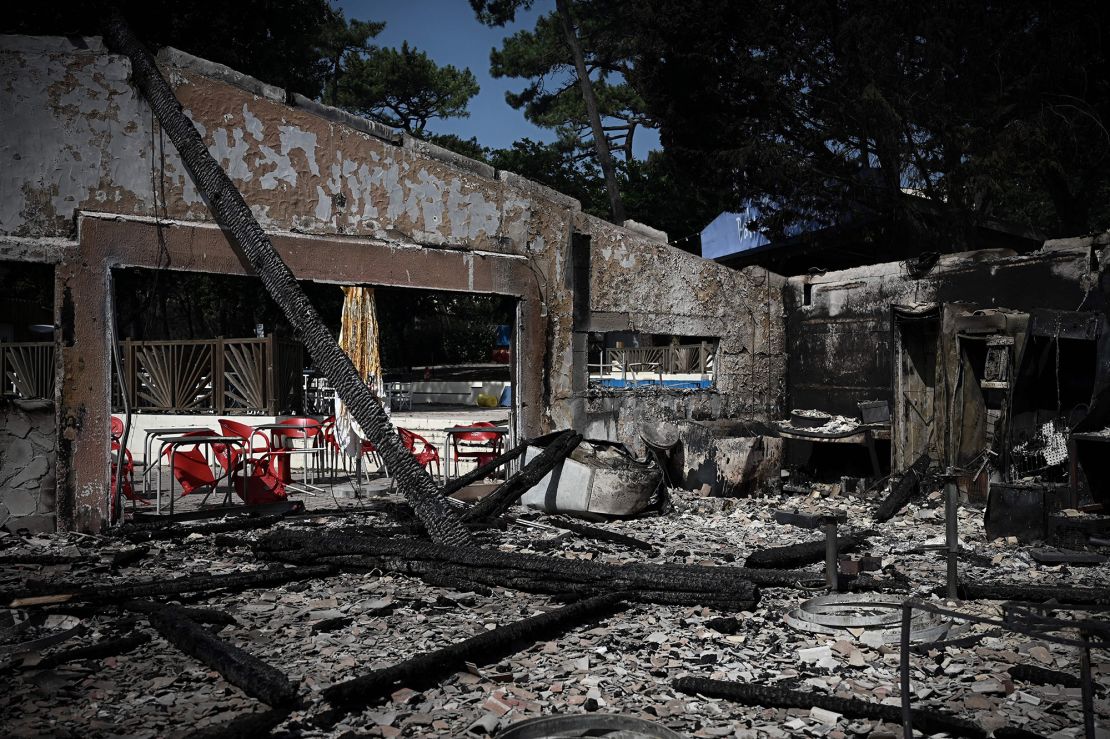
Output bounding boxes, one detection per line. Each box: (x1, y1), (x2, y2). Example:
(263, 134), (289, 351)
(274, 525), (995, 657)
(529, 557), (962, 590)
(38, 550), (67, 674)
(0, 342), (55, 400)
(113, 335), (302, 414)
(603, 343), (715, 377)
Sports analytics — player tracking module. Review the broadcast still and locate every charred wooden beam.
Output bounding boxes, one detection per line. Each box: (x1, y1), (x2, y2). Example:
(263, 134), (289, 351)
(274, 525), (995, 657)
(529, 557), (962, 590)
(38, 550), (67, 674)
(8, 565), (333, 607)
(110, 545), (150, 570)
(745, 535), (865, 569)
(540, 516), (654, 551)
(1007, 663), (1082, 689)
(463, 431), (582, 522)
(442, 440), (530, 496)
(184, 708), (292, 739)
(957, 582), (1110, 605)
(126, 514), (287, 543)
(256, 531), (760, 609)
(875, 453), (931, 523)
(102, 12), (470, 547)
(674, 677), (988, 739)
(31, 631), (152, 670)
(134, 600), (297, 706)
(322, 593), (626, 714)
(911, 628), (1001, 655)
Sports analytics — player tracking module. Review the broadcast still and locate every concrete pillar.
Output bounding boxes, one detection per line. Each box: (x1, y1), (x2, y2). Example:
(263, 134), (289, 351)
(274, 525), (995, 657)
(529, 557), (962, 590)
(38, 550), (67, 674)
(54, 256), (111, 532)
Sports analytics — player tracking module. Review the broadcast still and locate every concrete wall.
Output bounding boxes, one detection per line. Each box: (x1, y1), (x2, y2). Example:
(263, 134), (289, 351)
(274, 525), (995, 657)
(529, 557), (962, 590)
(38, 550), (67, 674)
(0, 36), (786, 529)
(784, 239), (1104, 417)
(0, 400), (56, 533)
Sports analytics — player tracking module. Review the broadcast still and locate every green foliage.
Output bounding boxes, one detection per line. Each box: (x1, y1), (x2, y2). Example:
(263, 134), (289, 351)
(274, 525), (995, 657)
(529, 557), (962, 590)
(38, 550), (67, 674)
(317, 13), (384, 106)
(337, 42), (479, 134)
(485, 1), (653, 162)
(629, 0), (1110, 239)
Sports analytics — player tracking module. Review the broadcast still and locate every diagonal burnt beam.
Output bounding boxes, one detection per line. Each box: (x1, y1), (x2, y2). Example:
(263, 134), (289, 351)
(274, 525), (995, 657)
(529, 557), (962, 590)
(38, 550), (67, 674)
(101, 11), (471, 547)
(320, 593), (627, 719)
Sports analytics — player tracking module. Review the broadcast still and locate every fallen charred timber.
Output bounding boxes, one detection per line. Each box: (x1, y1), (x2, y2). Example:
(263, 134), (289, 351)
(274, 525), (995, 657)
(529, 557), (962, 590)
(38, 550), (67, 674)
(442, 439), (529, 497)
(537, 516), (654, 551)
(911, 628), (1002, 655)
(110, 545), (150, 570)
(184, 707), (293, 739)
(123, 514), (288, 542)
(744, 534), (865, 569)
(1007, 663), (1083, 689)
(957, 582), (1110, 605)
(255, 530), (761, 610)
(321, 593), (626, 716)
(674, 677), (990, 739)
(7, 565), (334, 607)
(135, 600), (298, 707)
(463, 431), (582, 522)
(875, 453), (931, 523)
(29, 631), (152, 670)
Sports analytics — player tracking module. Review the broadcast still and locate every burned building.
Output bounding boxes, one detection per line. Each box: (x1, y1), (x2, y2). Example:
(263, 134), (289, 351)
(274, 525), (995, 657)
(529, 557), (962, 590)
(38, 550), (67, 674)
(0, 31), (1108, 739)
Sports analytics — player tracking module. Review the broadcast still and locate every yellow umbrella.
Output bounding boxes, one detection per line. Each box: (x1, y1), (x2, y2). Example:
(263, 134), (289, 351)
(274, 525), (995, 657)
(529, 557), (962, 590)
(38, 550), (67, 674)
(334, 286), (383, 455)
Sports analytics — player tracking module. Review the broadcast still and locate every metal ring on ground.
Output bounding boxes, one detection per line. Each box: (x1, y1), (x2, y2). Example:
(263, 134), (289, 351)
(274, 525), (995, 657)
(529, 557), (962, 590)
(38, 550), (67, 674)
(784, 593), (950, 643)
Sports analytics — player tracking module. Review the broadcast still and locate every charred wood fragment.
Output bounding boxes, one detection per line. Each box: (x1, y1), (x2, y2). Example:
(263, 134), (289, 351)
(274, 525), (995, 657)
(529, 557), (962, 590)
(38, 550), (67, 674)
(31, 631), (152, 670)
(875, 453), (931, 523)
(8, 565), (333, 607)
(0, 553), (88, 565)
(674, 677), (988, 739)
(463, 431), (582, 522)
(322, 593), (626, 713)
(958, 582), (1110, 605)
(137, 601), (297, 706)
(540, 516), (654, 551)
(745, 535), (865, 569)
(127, 514), (287, 542)
(1007, 663), (1083, 688)
(110, 546), (150, 569)
(911, 629), (1002, 655)
(123, 601), (239, 628)
(442, 440), (530, 497)
(184, 708), (292, 739)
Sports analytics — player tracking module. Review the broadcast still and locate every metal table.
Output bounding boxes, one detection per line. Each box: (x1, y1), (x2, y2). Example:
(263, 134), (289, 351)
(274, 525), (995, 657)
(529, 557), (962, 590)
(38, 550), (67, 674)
(441, 425), (509, 483)
(142, 426), (209, 509)
(158, 434), (247, 515)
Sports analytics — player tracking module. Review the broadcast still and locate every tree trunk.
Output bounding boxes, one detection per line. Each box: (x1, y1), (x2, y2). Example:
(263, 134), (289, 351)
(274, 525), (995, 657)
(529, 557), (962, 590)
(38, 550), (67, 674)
(555, 0), (625, 223)
(101, 11), (471, 547)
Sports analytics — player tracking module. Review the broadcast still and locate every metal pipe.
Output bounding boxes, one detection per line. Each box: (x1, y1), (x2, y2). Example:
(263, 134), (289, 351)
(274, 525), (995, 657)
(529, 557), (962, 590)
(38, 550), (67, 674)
(1081, 634), (1095, 739)
(824, 521), (838, 591)
(900, 602), (913, 739)
(945, 471), (959, 599)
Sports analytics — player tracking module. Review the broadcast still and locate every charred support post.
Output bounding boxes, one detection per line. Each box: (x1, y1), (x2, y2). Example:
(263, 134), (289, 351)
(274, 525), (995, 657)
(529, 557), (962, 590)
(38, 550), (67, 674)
(945, 470), (959, 599)
(900, 602), (913, 739)
(825, 520), (839, 591)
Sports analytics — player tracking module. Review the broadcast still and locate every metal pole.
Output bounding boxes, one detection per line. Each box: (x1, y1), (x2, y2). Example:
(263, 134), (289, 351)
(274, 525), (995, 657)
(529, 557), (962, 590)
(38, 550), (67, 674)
(945, 470), (959, 599)
(1080, 633), (1095, 739)
(825, 520), (839, 591)
(900, 602), (914, 739)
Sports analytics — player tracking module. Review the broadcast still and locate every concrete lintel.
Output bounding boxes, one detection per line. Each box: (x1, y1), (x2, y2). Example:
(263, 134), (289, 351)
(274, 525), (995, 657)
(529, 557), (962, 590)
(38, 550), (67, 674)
(402, 134), (496, 179)
(0, 235), (77, 264)
(156, 46), (286, 104)
(290, 93), (401, 145)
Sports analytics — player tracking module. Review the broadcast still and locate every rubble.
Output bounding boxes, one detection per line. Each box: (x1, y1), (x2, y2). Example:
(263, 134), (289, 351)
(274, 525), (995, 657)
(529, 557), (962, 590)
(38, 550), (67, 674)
(0, 487), (1106, 738)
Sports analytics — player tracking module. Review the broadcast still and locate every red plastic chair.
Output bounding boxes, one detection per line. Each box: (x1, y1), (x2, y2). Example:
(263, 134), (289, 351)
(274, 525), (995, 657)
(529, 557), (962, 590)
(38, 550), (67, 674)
(212, 443), (288, 505)
(268, 417), (324, 489)
(217, 419), (272, 464)
(110, 416), (125, 441)
(450, 422), (502, 473)
(399, 427), (441, 477)
(163, 430), (222, 499)
(111, 438), (145, 505)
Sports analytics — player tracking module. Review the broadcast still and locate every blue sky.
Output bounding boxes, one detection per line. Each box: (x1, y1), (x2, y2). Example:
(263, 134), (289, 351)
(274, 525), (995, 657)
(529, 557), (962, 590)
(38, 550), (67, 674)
(335, 0), (659, 157)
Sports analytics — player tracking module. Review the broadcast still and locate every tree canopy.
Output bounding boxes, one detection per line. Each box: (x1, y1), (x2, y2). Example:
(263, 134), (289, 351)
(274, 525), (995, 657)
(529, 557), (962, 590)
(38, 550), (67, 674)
(336, 42), (480, 134)
(628, 0), (1110, 241)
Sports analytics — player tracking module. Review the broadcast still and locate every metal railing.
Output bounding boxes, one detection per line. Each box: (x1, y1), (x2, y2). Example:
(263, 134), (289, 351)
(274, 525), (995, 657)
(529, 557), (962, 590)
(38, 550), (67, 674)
(112, 335), (303, 414)
(0, 342), (55, 400)
(601, 342), (715, 379)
